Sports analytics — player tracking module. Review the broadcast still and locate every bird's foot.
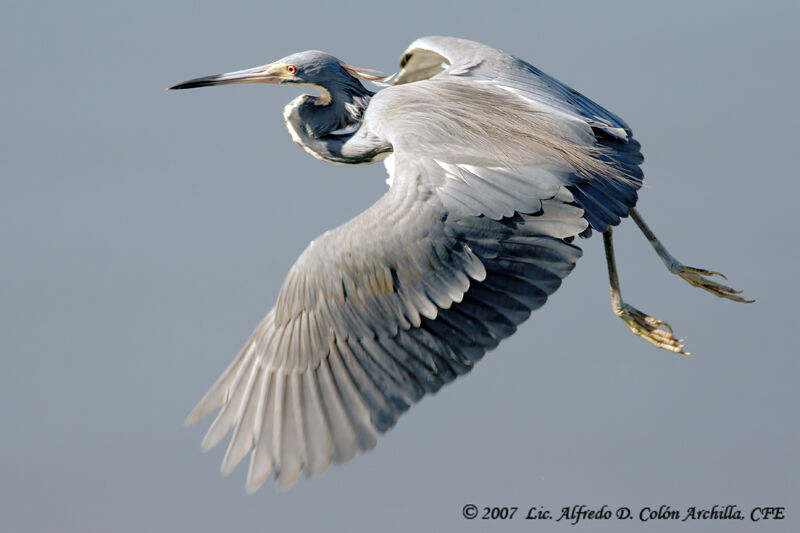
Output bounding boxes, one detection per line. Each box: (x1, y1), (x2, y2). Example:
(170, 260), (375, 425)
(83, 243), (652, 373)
(616, 302), (689, 355)
(670, 264), (754, 303)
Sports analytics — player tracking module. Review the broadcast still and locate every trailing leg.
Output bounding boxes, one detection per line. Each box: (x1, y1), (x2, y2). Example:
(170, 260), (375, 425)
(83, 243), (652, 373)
(629, 208), (753, 303)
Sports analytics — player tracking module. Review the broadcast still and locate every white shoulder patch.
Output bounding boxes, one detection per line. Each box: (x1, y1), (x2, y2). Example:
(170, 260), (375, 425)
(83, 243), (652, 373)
(383, 153), (395, 187)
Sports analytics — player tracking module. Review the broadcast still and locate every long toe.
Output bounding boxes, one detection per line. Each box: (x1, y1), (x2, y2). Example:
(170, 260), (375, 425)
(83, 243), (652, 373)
(619, 303), (689, 355)
(677, 266), (754, 303)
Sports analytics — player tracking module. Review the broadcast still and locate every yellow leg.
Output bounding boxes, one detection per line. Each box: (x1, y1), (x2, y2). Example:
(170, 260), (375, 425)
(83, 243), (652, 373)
(629, 209), (753, 303)
(603, 228), (689, 355)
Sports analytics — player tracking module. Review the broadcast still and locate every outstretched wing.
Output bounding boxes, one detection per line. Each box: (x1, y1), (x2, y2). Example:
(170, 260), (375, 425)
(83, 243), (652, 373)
(186, 151), (588, 490)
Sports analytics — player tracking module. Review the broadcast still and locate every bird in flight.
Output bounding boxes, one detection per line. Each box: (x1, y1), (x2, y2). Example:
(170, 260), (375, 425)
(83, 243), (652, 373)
(169, 36), (750, 491)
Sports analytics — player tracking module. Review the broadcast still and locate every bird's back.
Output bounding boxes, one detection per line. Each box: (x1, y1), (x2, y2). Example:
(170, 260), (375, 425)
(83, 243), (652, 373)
(366, 36), (644, 233)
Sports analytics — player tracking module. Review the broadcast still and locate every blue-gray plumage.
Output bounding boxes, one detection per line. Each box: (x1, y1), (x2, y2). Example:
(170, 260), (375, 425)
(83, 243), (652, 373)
(169, 36), (750, 491)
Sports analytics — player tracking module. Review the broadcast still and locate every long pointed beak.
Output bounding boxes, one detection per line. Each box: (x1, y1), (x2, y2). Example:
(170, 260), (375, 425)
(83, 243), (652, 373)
(168, 63), (287, 90)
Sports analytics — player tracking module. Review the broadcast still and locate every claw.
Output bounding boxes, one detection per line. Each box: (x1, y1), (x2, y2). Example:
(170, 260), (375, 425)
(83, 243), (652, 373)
(617, 303), (690, 355)
(674, 265), (754, 303)
(685, 267), (727, 280)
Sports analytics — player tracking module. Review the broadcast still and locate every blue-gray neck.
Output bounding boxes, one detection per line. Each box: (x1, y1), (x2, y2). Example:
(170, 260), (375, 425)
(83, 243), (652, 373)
(283, 78), (390, 165)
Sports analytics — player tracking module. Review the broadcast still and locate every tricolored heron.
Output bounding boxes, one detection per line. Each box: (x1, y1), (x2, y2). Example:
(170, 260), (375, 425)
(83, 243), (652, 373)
(169, 36), (750, 491)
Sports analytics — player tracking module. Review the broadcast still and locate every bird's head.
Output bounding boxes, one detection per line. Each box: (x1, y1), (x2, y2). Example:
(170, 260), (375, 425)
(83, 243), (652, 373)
(168, 50), (387, 104)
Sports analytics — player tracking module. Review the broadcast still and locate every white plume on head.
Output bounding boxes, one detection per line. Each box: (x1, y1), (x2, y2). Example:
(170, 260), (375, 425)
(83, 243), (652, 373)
(342, 64), (397, 86)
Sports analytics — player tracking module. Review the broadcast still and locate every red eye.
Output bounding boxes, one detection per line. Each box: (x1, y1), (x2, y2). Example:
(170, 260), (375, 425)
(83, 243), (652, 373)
(287, 65), (297, 74)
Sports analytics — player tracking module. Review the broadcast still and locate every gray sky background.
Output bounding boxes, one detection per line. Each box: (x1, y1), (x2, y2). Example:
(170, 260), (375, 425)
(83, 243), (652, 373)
(1, 1), (798, 532)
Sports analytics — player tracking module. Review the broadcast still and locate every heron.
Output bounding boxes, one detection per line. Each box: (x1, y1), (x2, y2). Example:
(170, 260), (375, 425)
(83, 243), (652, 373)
(169, 36), (750, 491)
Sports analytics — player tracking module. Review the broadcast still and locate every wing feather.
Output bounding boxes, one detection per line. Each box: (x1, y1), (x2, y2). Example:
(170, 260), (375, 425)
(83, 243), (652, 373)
(245, 371), (275, 493)
(275, 372), (303, 489)
(328, 344), (378, 451)
(220, 362), (262, 475)
(336, 337), (399, 432)
(299, 370), (333, 478)
(315, 355), (359, 465)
